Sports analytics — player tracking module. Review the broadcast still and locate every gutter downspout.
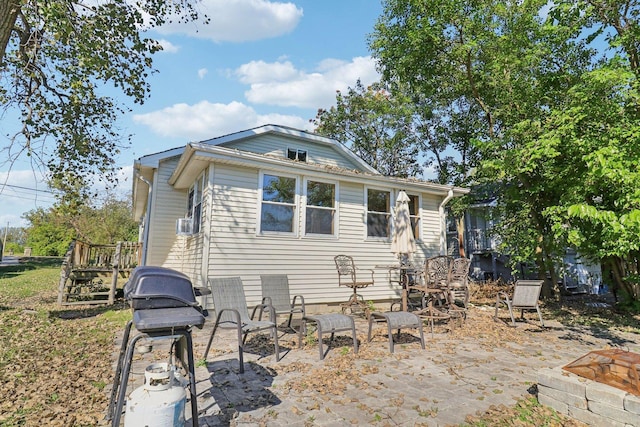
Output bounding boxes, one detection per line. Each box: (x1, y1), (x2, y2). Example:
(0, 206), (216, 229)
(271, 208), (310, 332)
(438, 189), (454, 255)
(136, 174), (152, 266)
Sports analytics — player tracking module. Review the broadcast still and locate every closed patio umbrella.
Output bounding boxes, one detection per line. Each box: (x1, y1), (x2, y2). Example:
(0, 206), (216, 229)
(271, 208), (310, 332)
(391, 191), (416, 263)
(390, 191), (417, 311)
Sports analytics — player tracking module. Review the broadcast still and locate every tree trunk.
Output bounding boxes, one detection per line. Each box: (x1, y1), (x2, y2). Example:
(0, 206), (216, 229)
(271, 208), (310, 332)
(0, 1), (20, 64)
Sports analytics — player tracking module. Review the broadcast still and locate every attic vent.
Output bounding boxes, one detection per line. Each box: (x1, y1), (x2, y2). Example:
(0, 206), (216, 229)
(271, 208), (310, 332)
(287, 148), (307, 162)
(176, 218), (194, 235)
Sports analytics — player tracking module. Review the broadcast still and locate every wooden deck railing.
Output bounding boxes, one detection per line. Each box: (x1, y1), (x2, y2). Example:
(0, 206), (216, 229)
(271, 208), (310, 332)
(57, 240), (143, 305)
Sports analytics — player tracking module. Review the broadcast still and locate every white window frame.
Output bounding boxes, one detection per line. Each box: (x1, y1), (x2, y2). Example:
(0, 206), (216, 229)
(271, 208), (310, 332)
(286, 147), (308, 162)
(302, 178), (338, 238)
(258, 171), (299, 236)
(365, 186), (392, 240)
(399, 191), (422, 242)
(186, 171), (206, 234)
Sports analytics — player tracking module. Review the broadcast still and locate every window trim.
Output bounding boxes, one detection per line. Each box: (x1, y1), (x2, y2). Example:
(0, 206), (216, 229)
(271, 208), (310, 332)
(286, 147), (308, 162)
(257, 171), (299, 236)
(302, 177), (339, 238)
(398, 191), (422, 242)
(365, 186), (392, 240)
(186, 171), (206, 235)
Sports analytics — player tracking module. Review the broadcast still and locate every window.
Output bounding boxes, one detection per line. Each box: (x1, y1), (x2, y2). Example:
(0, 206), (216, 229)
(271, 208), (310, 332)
(305, 180), (336, 235)
(407, 194), (421, 240)
(287, 148), (307, 162)
(187, 171), (206, 234)
(260, 173), (297, 233)
(367, 188), (391, 238)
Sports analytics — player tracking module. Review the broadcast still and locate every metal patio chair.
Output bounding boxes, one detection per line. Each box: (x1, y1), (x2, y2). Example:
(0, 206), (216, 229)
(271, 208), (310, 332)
(412, 255), (453, 309)
(260, 274), (305, 332)
(334, 255), (374, 315)
(204, 277), (280, 373)
(494, 280), (545, 327)
(447, 257), (471, 309)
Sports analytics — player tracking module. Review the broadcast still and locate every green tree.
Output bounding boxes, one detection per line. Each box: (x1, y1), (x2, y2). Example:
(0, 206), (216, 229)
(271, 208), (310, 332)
(1, 0), (206, 203)
(24, 193), (139, 255)
(370, 0), (640, 304)
(23, 207), (75, 256)
(312, 80), (423, 178)
(72, 193), (139, 243)
(544, 65), (640, 304)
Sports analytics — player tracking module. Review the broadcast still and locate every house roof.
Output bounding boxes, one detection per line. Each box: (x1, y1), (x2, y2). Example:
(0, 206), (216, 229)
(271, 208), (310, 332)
(196, 124), (380, 175)
(132, 124), (469, 220)
(168, 144), (468, 197)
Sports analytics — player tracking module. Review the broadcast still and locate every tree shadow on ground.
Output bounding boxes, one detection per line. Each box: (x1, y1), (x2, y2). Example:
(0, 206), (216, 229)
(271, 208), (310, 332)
(49, 301), (129, 320)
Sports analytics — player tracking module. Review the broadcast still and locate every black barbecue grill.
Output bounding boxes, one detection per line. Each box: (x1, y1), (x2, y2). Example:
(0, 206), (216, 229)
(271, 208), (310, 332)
(108, 266), (206, 427)
(124, 265), (205, 331)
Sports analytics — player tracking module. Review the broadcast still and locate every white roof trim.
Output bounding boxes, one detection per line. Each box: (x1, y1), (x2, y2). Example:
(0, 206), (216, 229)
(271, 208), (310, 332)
(169, 143), (469, 197)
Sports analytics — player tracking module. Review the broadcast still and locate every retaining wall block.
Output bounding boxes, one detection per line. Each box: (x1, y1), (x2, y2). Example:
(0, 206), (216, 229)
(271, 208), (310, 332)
(586, 381), (628, 408)
(537, 367), (587, 398)
(625, 394), (640, 415)
(538, 393), (568, 415)
(538, 384), (588, 410)
(588, 401), (639, 426)
(569, 405), (627, 427)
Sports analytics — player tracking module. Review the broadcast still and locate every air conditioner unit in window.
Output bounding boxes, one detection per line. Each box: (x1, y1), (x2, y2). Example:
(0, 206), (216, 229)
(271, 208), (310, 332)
(176, 218), (194, 235)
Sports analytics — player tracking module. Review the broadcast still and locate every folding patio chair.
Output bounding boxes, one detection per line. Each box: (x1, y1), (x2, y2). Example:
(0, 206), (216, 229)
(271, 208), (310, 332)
(204, 277), (280, 373)
(260, 274), (305, 332)
(494, 280), (545, 327)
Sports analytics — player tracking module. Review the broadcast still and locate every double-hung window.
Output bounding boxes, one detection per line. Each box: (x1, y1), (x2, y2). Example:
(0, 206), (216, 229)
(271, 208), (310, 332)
(305, 180), (336, 236)
(366, 188), (391, 238)
(187, 171), (205, 234)
(406, 193), (421, 240)
(260, 173), (297, 233)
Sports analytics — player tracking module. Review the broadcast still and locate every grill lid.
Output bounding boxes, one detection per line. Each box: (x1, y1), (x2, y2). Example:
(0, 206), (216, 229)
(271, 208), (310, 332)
(124, 266), (199, 310)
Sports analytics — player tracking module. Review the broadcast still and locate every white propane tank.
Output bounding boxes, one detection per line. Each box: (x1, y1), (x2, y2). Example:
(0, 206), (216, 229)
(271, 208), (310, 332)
(124, 362), (186, 427)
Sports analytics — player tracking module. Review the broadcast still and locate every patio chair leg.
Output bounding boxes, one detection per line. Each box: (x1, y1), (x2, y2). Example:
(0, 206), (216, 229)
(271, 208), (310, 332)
(386, 323), (395, 353)
(238, 327), (245, 374)
(286, 313), (293, 329)
(272, 326), (280, 362)
(351, 322), (358, 354)
(505, 302), (516, 326)
(536, 307), (545, 327)
(204, 322), (220, 360)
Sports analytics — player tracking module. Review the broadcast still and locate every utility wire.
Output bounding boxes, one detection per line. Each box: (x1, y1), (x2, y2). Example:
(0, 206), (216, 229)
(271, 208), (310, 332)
(0, 183), (54, 194)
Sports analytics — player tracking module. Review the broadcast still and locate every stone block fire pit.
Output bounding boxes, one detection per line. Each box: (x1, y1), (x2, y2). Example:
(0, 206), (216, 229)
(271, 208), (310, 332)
(537, 349), (640, 426)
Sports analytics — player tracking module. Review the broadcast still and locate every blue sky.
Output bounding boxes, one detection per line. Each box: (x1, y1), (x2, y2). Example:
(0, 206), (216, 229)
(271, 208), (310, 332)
(0, 0), (384, 227)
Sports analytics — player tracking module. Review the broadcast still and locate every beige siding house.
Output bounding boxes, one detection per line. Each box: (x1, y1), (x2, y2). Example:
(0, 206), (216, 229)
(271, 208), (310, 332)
(132, 125), (469, 310)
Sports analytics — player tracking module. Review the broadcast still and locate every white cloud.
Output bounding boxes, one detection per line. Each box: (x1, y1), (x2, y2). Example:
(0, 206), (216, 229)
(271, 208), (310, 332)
(235, 60), (300, 84)
(156, 0), (303, 42)
(236, 56), (380, 109)
(132, 101), (310, 141)
(198, 68), (208, 79)
(157, 39), (179, 53)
